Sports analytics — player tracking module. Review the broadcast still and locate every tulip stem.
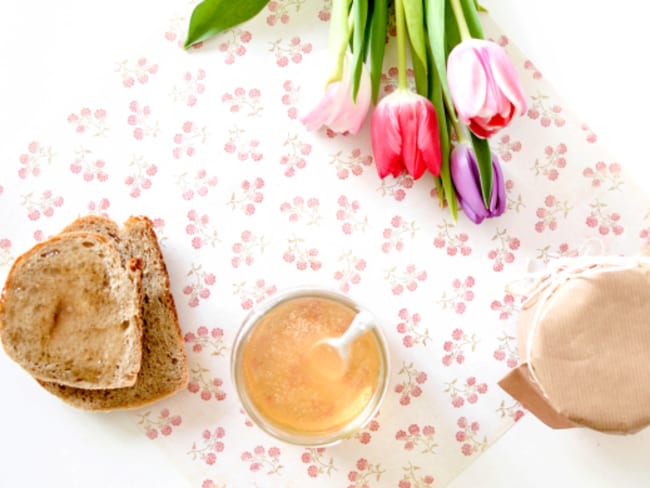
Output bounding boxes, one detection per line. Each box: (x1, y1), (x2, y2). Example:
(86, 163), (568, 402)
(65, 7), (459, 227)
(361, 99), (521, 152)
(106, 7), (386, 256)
(450, 0), (472, 40)
(327, 0), (352, 85)
(395, 0), (408, 90)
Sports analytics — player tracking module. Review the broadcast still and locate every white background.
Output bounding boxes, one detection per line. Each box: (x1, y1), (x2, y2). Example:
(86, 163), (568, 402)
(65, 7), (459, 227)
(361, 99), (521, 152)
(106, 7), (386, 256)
(2, 0), (650, 486)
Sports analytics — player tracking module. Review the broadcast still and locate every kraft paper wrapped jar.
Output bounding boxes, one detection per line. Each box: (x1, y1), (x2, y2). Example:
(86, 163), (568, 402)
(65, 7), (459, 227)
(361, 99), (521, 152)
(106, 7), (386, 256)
(499, 256), (650, 433)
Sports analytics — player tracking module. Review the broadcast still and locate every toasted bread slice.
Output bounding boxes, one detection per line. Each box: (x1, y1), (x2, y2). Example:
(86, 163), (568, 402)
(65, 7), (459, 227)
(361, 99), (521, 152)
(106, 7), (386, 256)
(0, 232), (143, 389)
(39, 215), (188, 410)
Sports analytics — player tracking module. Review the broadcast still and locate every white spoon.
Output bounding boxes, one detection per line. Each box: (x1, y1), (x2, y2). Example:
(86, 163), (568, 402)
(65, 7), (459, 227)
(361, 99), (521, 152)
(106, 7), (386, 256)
(309, 311), (375, 379)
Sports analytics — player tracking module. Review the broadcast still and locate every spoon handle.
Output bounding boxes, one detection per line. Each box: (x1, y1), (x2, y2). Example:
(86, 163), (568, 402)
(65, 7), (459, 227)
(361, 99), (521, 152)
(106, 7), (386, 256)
(339, 310), (375, 344)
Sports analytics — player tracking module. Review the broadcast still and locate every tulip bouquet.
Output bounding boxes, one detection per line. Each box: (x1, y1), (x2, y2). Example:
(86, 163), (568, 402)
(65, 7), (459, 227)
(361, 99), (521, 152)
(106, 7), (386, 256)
(185, 0), (526, 224)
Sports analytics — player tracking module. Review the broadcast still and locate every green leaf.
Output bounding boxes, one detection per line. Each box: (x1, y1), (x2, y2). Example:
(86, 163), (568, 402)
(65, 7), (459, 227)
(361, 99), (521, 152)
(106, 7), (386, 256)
(409, 36), (429, 97)
(351, 0), (369, 101)
(425, 0), (453, 112)
(403, 0), (428, 85)
(444, 0), (461, 55)
(459, 0), (485, 39)
(184, 0), (269, 49)
(470, 132), (493, 208)
(367, 0), (388, 102)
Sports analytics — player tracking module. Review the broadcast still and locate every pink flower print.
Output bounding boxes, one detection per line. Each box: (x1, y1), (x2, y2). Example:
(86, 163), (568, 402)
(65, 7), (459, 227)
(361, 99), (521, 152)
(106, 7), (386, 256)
(224, 126), (263, 161)
(67, 107), (108, 136)
(301, 448), (336, 478)
(377, 173), (415, 202)
(136, 408), (182, 440)
(445, 376), (488, 408)
(280, 196), (321, 225)
(269, 37), (312, 66)
(505, 178), (525, 212)
(283, 237), (321, 271)
(455, 417), (487, 456)
(164, 15), (186, 48)
(381, 215), (417, 253)
(171, 69), (207, 107)
(352, 416), (380, 445)
(433, 219), (472, 256)
(172, 121), (207, 159)
(231, 230), (269, 268)
(233, 279), (277, 310)
(583, 161), (623, 191)
(266, 0), (305, 26)
(182, 263), (216, 307)
(18, 141), (53, 179)
(495, 134), (522, 162)
(127, 100), (159, 139)
(336, 195), (368, 235)
(229, 177), (264, 215)
(532, 143), (568, 181)
(394, 363), (428, 405)
(115, 57), (158, 87)
(384, 264), (427, 295)
(380, 66), (416, 95)
(185, 210), (220, 249)
(497, 400), (526, 422)
(346, 459), (385, 488)
(333, 251), (366, 293)
(493, 331), (520, 368)
(241, 445), (283, 474)
(281, 80), (300, 119)
(487, 228), (520, 272)
(523, 59), (542, 80)
(184, 326), (227, 356)
(585, 200), (624, 236)
(318, 0), (332, 21)
(399, 462), (435, 488)
(176, 168), (218, 200)
(21, 190), (64, 221)
(396, 308), (431, 347)
(641, 212), (650, 247)
(536, 242), (580, 265)
(69, 148), (108, 182)
(490, 293), (520, 321)
(124, 156), (156, 198)
(438, 276), (476, 314)
(581, 122), (598, 143)
(534, 194), (571, 233)
(395, 424), (437, 453)
(329, 148), (374, 179)
(87, 198), (111, 216)
(216, 27), (252, 64)
(279, 134), (311, 177)
(442, 328), (479, 366)
(187, 365), (227, 402)
(188, 426), (226, 465)
(527, 92), (565, 127)
(221, 86), (263, 116)
(0, 238), (12, 267)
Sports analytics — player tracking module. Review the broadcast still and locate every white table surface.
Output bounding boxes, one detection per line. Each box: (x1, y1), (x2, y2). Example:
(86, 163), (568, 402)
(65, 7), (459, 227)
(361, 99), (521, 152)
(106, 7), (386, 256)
(2, 1), (650, 487)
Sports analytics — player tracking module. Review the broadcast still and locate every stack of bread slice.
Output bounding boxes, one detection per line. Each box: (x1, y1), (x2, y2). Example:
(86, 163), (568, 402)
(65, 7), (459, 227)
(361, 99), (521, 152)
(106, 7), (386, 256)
(0, 215), (188, 410)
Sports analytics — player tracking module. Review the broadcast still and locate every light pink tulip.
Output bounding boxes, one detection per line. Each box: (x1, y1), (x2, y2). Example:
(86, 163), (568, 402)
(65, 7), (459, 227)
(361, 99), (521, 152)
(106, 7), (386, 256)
(447, 39), (527, 139)
(371, 90), (442, 179)
(300, 58), (371, 135)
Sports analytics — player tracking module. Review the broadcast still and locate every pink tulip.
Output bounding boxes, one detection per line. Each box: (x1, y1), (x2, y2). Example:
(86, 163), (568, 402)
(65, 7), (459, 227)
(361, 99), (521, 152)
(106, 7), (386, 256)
(300, 57), (371, 135)
(447, 39), (527, 139)
(370, 90), (442, 179)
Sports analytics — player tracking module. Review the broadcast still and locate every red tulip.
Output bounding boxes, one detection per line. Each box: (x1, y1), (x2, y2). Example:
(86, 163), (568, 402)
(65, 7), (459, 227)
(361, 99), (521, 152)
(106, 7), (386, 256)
(447, 39), (527, 138)
(370, 90), (442, 179)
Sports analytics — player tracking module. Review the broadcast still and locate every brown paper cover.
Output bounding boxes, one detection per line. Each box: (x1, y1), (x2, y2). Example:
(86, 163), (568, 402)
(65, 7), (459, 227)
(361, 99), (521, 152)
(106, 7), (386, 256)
(499, 262), (650, 433)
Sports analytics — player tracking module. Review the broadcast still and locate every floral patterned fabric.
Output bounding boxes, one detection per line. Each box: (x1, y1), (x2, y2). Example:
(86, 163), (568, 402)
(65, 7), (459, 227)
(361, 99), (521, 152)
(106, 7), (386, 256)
(1, 1), (648, 487)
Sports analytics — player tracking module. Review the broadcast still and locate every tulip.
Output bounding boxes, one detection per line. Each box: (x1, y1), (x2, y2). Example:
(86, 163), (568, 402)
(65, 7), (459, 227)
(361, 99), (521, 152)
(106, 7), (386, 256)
(371, 90), (442, 179)
(450, 143), (505, 224)
(447, 39), (527, 139)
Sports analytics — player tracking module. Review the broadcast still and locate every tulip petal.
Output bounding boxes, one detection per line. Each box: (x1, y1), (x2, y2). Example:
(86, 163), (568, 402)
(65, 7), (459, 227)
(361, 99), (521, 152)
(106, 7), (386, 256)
(299, 82), (339, 131)
(487, 43), (528, 116)
(451, 145), (490, 224)
(371, 99), (404, 178)
(416, 98), (442, 176)
(447, 43), (488, 123)
(399, 98), (426, 179)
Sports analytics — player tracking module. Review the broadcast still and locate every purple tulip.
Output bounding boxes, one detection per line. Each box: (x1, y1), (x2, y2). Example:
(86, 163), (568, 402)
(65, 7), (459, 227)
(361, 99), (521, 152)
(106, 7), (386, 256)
(451, 143), (506, 224)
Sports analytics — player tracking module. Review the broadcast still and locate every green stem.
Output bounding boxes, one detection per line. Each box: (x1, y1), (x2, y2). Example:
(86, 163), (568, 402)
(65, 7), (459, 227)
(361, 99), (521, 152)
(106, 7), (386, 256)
(450, 0), (472, 40)
(327, 0), (351, 84)
(395, 0), (408, 90)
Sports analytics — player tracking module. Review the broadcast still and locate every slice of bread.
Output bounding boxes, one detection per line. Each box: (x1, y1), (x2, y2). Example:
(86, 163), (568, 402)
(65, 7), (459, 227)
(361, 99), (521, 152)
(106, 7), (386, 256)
(0, 232), (143, 389)
(38, 215), (189, 410)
